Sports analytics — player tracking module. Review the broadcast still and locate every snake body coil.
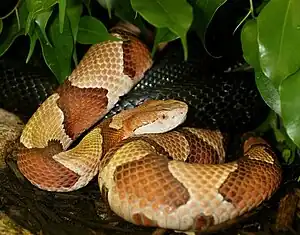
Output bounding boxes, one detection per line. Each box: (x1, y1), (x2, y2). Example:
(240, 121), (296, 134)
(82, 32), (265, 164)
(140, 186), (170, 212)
(0, 36), (268, 131)
(13, 25), (281, 232)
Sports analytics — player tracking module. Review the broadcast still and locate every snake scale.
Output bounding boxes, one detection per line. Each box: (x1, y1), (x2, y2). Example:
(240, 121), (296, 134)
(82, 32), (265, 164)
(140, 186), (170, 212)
(1, 23), (282, 232)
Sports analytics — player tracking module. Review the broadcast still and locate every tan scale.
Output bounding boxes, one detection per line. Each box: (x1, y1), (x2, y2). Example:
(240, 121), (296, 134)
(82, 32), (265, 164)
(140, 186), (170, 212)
(146, 131), (190, 161)
(105, 154), (239, 231)
(52, 128), (103, 191)
(177, 128), (223, 164)
(246, 146), (275, 164)
(168, 161), (239, 227)
(69, 41), (133, 112)
(100, 138), (239, 230)
(69, 33), (152, 112)
(98, 139), (154, 191)
(20, 94), (72, 149)
(17, 26), (153, 192)
(183, 128), (226, 162)
(103, 152), (189, 229)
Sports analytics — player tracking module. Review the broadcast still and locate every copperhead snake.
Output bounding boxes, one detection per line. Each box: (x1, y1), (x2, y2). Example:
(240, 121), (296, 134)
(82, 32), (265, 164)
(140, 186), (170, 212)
(15, 24), (282, 232)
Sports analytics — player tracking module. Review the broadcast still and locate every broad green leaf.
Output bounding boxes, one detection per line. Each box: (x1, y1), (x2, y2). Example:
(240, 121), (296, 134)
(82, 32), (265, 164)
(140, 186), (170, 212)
(131, 0), (193, 60)
(257, 0), (300, 88)
(241, 20), (260, 70)
(96, 0), (114, 18)
(77, 16), (116, 44)
(255, 70), (281, 115)
(152, 27), (178, 55)
(58, 0), (67, 33)
(38, 15), (73, 83)
(0, 1), (28, 56)
(0, 19), (2, 35)
(280, 69), (300, 147)
(25, 0), (57, 34)
(114, 0), (136, 21)
(35, 10), (53, 45)
(114, 0), (146, 34)
(66, 0), (82, 41)
(26, 0), (56, 12)
(191, 0), (227, 44)
(66, 0), (83, 65)
(26, 26), (38, 63)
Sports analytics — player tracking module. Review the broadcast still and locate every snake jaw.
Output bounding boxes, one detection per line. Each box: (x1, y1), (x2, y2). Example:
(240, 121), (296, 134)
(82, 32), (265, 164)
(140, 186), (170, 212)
(133, 101), (188, 135)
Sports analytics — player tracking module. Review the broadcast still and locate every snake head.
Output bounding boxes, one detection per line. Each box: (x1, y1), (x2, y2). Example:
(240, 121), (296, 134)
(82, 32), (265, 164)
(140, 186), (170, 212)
(117, 99), (188, 136)
(243, 135), (271, 153)
(110, 21), (141, 37)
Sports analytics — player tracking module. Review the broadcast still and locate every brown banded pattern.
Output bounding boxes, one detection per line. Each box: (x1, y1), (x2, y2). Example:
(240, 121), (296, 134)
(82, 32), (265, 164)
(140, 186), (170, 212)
(56, 80), (109, 139)
(17, 26), (152, 192)
(16, 22), (281, 233)
(98, 128), (281, 231)
(18, 141), (80, 190)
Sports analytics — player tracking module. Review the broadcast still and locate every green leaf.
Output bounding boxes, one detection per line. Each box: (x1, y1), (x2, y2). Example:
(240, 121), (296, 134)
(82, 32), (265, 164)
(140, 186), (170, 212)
(66, 0), (82, 41)
(26, 26), (38, 63)
(26, 0), (57, 12)
(0, 1), (28, 56)
(191, 0), (227, 45)
(114, 0), (146, 34)
(25, 0), (57, 34)
(0, 19), (2, 35)
(66, 0), (83, 65)
(255, 70), (281, 115)
(280, 69), (300, 147)
(152, 27), (178, 55)
(131, 0), (193, 60)
(241, 19), (260, 70)
(35, 10), (53, 45)
(77, 16), (116, 44)
(114, 0), (136, 21)
(58, 0), (67, 33)
(38, 15), (73, 83)
(257, 0), (300, 88)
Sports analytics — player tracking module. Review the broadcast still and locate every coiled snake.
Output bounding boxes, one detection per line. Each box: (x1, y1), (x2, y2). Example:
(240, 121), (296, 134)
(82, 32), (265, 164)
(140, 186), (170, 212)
(13, 24), (282, 232)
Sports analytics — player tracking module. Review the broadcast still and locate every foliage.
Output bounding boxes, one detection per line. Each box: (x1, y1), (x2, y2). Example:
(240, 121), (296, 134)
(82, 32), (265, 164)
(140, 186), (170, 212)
(0, 0), (220, 81)
(1, 0), (300, 165)
(241, 0), (300, 163)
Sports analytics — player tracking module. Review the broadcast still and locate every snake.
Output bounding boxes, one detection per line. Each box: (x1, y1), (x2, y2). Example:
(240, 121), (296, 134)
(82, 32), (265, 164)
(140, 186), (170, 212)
(11, 23), (282, 232)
